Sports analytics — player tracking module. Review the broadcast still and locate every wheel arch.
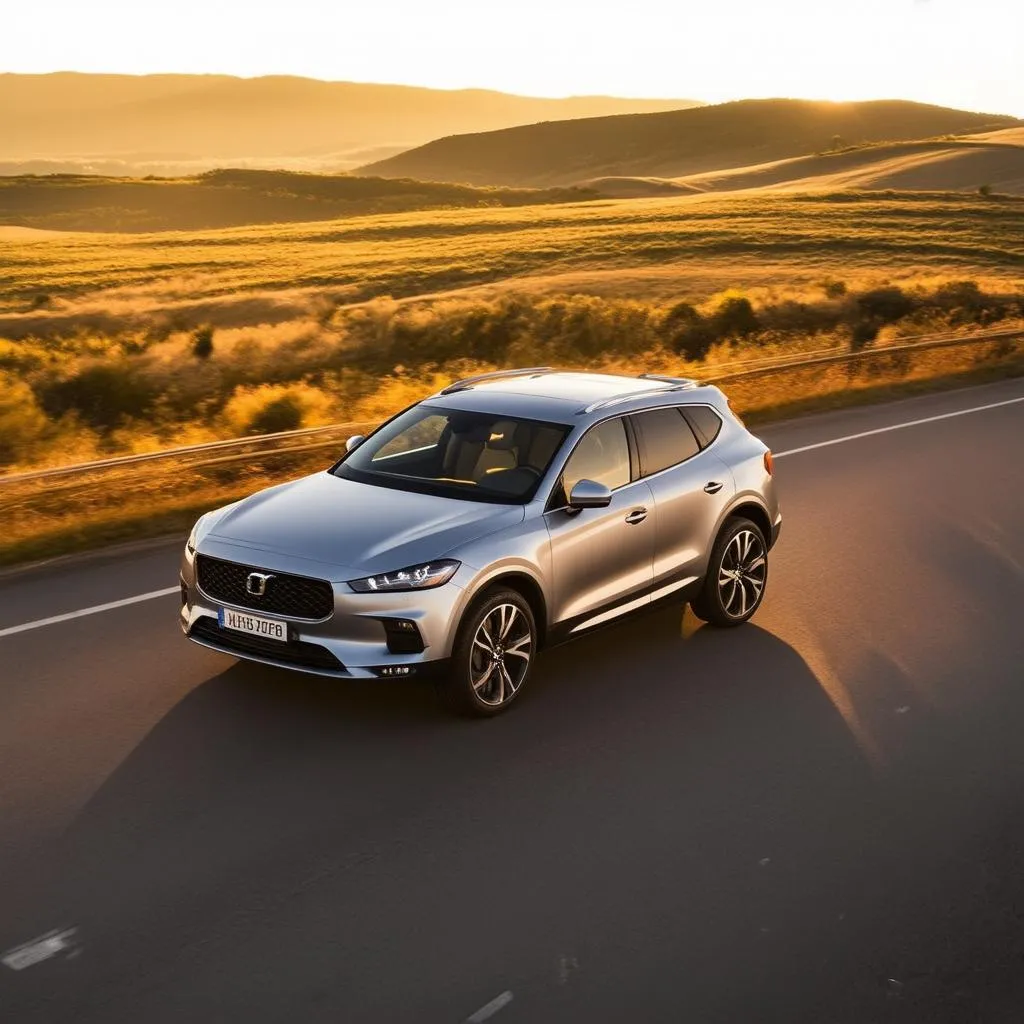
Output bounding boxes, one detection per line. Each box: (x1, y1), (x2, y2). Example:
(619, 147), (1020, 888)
(724, 500), (773, 550)
(464, 570), (549, 648)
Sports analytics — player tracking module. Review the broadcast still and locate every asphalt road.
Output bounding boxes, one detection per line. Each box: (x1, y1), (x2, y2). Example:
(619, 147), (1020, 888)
(2, 379), (1023, 1023)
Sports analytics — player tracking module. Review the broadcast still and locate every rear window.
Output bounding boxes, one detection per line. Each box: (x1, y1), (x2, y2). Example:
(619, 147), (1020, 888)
(634, 408), (701, 476)
(683, 405), (723, 449)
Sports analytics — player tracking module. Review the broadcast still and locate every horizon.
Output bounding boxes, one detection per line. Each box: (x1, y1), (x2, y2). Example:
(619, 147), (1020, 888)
(2, 0), (1022, 118)
(4, 69), (1022, 121)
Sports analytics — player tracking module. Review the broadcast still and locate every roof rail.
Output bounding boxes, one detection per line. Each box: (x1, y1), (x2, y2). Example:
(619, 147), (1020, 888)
(439, 367), (553, 395)
(637, 373), (699, 387)
(581, 377), (700, 414)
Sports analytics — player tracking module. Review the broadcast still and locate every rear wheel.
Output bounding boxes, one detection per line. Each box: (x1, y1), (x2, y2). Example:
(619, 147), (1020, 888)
(691, 517), (768, 627)
(437, 589), (537, 717)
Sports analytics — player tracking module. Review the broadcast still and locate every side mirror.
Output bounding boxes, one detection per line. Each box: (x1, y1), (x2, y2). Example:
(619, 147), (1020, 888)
(345, 434), (366, 453)
(568, 479), (612, 510)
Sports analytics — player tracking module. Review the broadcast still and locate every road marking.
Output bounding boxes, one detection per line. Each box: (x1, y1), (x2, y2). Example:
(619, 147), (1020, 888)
(2, 928), (79, 970)
(0, 587), (179, 639)
(2, 392), (1022, 640)
(773, 395), (1024, 459)
(466, 991), (514, 1022)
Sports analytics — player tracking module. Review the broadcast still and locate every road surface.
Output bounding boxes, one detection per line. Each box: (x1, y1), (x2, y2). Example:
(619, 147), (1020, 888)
(2, 379), (1024, 1023)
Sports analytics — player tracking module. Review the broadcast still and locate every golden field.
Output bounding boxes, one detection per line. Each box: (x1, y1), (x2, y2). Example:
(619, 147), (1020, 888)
(1, 187), (1023, 480)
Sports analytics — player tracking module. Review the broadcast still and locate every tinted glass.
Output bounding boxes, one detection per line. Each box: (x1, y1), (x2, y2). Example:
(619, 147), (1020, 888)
(684, 405), (723, 448)
(336, 406), (570, 504)
(635, 408), (700, 476)
(561, 418), (631, 498)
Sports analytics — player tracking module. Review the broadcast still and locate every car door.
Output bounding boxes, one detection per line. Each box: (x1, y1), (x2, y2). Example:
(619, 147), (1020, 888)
(630, 406), (735, 594)
(544, 416), (655, 632)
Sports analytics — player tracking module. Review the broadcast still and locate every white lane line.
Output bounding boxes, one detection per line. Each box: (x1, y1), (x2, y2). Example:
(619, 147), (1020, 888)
(465, 990), (514, 1023)
(2, 393), (1022, 640)
(0, 587), (180, 639)
(2, 927), (79, 970)
(773, 395), (1024, 459)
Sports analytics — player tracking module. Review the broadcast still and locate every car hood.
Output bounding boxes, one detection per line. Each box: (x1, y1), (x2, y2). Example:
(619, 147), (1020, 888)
(206, 471), (523, 579)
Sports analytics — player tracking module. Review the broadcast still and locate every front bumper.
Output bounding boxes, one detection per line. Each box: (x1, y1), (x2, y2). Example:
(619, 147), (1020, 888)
(180, 544), (469, 679)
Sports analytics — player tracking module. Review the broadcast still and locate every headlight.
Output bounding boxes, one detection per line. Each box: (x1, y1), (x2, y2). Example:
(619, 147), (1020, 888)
(348, 560), (460, 593)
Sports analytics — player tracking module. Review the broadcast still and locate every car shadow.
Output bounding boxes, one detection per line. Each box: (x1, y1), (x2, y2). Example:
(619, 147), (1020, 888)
(5, 606), (894, 1024)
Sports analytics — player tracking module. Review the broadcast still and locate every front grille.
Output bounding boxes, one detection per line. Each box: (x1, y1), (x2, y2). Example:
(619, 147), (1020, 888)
(196, 555), (334, 620)
(189, 617), (344, 671)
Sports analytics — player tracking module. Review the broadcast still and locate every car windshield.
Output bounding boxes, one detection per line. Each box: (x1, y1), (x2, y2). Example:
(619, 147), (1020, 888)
(333, 405), (572, 503)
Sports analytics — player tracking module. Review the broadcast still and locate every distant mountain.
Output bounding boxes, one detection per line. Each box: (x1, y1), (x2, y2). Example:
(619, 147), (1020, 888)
(0, 73), (701, 175)
(359, 99), (1022, 186)
(0, 169), (600, 233)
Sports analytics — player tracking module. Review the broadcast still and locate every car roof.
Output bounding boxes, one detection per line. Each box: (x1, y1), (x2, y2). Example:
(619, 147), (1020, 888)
(422, 369), (718, 424)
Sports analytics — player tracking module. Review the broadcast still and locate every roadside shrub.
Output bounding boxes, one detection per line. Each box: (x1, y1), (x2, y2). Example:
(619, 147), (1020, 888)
(38, 360), (159, 430)
(661, 302), (716, 360)
(821, 278), (847, 299)
(0, 372), (50, 465)
(856, 286), (914, 324)
(713, 296), (759, 338)
(850, 320), (880, 350)
(221, 383), (336, 436)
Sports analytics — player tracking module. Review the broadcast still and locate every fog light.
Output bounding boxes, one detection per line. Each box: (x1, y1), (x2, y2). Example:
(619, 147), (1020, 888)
(382, 618), (425, 654)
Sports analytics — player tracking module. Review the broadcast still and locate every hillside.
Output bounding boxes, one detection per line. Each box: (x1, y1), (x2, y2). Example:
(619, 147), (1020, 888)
(0, 73), (701, 176)
(359, 99), (1022, 186)
(0, 170), (599, 233)
(678, 136), (1024, 195)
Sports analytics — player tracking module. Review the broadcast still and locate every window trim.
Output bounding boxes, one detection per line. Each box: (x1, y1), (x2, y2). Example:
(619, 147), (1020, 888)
(544, 414), (640, 513)
(681, 404), (724, 451)
(629, 405), (704, 480)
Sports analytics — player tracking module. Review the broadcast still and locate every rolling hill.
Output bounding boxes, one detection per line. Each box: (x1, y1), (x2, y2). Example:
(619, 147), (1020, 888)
(0, 170), (600, 233)
(0, 73), (701, 176)
(359, 99), (1022, 187)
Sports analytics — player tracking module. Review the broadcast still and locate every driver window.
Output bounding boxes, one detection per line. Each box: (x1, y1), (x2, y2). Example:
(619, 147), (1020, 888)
(561, 418), (631, 499)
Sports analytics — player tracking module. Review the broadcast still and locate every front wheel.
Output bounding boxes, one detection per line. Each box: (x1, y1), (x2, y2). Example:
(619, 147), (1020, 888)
(437, 589), (537, 717)
(691, 517), (768, 627)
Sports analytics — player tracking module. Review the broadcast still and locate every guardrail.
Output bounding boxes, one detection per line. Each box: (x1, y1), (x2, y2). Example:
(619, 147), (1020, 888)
(2, 326), (1021, 565)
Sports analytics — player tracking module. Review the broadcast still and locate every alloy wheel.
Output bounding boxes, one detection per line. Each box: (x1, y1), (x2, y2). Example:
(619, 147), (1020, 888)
(717, 529), (766, 619)
(470, 603), (533, 707)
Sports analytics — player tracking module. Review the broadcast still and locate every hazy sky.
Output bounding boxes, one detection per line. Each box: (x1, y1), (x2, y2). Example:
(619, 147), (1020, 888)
(3, 0), (1022, 115)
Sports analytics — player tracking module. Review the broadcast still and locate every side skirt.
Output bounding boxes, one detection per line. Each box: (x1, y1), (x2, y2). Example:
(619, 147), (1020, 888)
(545, 575), (703, 649)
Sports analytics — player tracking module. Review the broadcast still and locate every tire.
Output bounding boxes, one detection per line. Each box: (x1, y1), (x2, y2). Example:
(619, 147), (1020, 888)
(436, 588), (538, 717)
(690, 517), (768, 627)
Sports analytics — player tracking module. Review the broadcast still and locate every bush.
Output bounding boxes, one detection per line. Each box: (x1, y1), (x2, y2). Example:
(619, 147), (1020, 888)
(821, 278), (847, 299)
(221, 383), (336, 436)
(713, 296), (759, 338)
(856, 286), (914, 324)
(850, 320), (880, 351)
(661, 302), (716, 360)
(979, 184), (992, 197)
(38, 361), (159, 429)
(192, 326), (215, 359)
(0, 373), (50, 465)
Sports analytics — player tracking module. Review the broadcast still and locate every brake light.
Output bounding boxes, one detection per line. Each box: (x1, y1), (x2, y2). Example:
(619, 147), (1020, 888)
(764, 450), (774, 476)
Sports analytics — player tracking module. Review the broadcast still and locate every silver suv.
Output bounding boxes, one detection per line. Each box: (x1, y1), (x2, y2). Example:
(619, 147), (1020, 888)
(181, 369), (781, 715)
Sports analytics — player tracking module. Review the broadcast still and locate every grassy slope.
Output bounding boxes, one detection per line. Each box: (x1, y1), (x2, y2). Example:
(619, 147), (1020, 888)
(359, 99), (1022, 187)
(0, 170), (599, 233)
(2, 190), (1022, 333)
(0, 72), (700, 174)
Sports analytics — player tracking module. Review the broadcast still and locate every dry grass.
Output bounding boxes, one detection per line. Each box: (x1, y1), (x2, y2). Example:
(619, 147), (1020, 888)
(4, 190), (1023, 322)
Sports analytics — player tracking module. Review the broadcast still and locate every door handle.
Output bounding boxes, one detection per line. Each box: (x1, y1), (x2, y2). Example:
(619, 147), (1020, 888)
(624, 507), (648, 525)
(703, 481), (724, 494)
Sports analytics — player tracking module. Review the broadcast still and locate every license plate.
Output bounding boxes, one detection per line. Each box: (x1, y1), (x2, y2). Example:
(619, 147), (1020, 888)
(218, 607), (288, 642)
